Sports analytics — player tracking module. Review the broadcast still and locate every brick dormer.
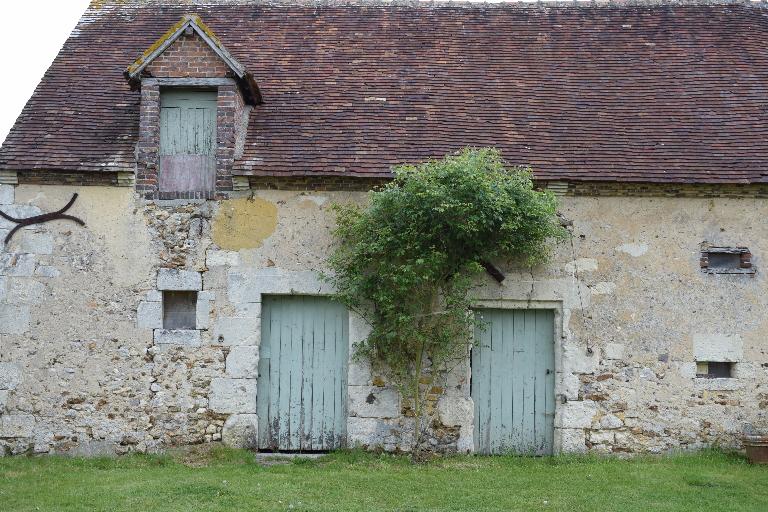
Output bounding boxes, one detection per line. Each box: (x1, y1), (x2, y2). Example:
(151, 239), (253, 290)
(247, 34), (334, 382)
(126, 15), (261, 200)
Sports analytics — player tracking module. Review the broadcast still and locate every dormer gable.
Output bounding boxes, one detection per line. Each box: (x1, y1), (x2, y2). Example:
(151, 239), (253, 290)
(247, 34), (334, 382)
(125, 14), (261, 105)
(128, 15), (258, 200)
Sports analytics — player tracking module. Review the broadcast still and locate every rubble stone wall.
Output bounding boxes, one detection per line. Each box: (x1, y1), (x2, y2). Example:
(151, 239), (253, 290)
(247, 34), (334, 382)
(1, 183), (767, 455)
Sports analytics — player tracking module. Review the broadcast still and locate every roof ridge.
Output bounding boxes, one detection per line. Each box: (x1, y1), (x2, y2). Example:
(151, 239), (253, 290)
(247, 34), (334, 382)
(86, 0), (768, 11)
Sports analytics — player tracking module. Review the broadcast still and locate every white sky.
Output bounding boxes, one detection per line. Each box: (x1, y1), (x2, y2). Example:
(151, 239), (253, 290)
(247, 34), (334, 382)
(0, 0), (576, 147)
(0, 2), (91, 145)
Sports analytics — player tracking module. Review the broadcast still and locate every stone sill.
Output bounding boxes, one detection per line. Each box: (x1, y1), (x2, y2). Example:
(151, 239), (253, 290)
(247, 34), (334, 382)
(693, 377), (741, 391)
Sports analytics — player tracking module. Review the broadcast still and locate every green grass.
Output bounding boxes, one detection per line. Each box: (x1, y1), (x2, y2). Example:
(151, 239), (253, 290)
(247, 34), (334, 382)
(0, 447), (766, 511)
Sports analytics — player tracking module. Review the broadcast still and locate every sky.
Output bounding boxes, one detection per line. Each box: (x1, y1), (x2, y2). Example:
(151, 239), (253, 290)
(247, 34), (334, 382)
(0, 0), (554, 146)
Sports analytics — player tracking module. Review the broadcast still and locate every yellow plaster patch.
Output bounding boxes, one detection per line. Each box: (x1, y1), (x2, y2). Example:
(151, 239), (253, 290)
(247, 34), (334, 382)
(212, 197), (278, 250)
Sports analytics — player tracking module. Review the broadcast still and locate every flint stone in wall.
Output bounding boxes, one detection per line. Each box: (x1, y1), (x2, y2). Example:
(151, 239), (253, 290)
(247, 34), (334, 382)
(0, 363), (21, 390)
(226, 346), (259, 378)
(0, 305), (30, 335)
(222, 414), (258, 448)
(0, 185), (13, 205)
(209, 378), (257, 414)
(0, 414), (35, 438)
(154, 329), (201, 346)
(348, 386), (400, 418)
(137, 301), (163, 329)
(0, 390), (8, 411)
(0, 253), (36, 277)
(0, 276), (6, 300)
(556, 400), (599, 429)
(157, 268), (202, 291)
(437, 394), (473, 427)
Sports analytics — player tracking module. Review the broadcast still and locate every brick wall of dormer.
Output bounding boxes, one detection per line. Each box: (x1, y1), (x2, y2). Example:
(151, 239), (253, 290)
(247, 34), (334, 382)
(146, 31), (233, 78)
(135, 31), (246, 200)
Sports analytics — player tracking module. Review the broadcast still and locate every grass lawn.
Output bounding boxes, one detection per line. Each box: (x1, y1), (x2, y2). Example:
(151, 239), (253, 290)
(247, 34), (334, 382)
(0, 447), (766, 511)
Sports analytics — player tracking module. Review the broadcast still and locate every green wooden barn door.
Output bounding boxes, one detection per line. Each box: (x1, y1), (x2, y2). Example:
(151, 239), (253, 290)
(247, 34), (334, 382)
(257, 296), (349, 451)
(472, 309), (555, 455)
(159, 88), (217, 192)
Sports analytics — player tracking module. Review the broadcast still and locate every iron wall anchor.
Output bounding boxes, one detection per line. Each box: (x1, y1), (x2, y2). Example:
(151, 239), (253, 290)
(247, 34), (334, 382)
(0, 193), (85, 244)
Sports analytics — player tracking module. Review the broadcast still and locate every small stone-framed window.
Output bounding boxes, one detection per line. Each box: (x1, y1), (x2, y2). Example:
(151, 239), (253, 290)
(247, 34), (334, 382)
(700, 244), (754, 274)
(163, 291), (198, 330)
(696, 361), (733, 379)
(136, 269), (211, 346)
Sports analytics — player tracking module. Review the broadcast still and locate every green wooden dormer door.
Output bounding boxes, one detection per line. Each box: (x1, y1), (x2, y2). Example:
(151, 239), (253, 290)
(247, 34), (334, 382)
(159, 89), (217, 192)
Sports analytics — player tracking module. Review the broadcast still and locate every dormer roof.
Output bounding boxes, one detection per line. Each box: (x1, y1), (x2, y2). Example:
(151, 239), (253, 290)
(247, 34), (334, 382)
(125, 14), (262, 105)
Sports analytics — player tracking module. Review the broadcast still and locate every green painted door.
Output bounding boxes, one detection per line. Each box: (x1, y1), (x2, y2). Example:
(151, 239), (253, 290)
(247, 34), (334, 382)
(472, 309), (555, 455)
(257, 296), (349, 451)
(159, 88), (217, 192)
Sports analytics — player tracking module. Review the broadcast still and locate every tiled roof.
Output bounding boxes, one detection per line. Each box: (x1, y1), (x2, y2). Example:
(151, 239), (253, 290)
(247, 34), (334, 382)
(1, 1), (768, 183)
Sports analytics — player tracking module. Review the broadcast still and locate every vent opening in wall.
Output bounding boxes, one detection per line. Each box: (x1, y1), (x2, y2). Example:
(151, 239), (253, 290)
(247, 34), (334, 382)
(163, 291), (198, 329)
(696, 361), (733, 379)
(700, 244), (753, 274)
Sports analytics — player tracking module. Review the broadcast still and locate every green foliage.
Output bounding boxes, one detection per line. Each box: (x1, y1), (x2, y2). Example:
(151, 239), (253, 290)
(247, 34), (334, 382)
(326, 148), (566, 455)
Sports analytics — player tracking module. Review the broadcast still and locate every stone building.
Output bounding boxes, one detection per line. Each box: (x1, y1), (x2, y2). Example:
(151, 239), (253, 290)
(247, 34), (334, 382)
(1, 0), (767, 456)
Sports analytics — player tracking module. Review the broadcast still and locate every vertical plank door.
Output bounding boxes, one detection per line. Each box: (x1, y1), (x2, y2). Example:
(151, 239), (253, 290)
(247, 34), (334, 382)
(472, 309), (555, 455)
(159, 88), (217, 192)
(257, 296), (349, 451)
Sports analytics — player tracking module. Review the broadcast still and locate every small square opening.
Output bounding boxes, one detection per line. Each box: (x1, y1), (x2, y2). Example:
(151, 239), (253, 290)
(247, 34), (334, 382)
(696, 361), (733, 379)
(707, 252), (742, 269)
(163, 291), (198, 330)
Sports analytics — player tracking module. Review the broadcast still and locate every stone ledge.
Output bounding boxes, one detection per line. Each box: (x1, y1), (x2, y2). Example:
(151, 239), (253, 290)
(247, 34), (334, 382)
(157, 268), (202, 291)
(154, 329), (202, 346)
